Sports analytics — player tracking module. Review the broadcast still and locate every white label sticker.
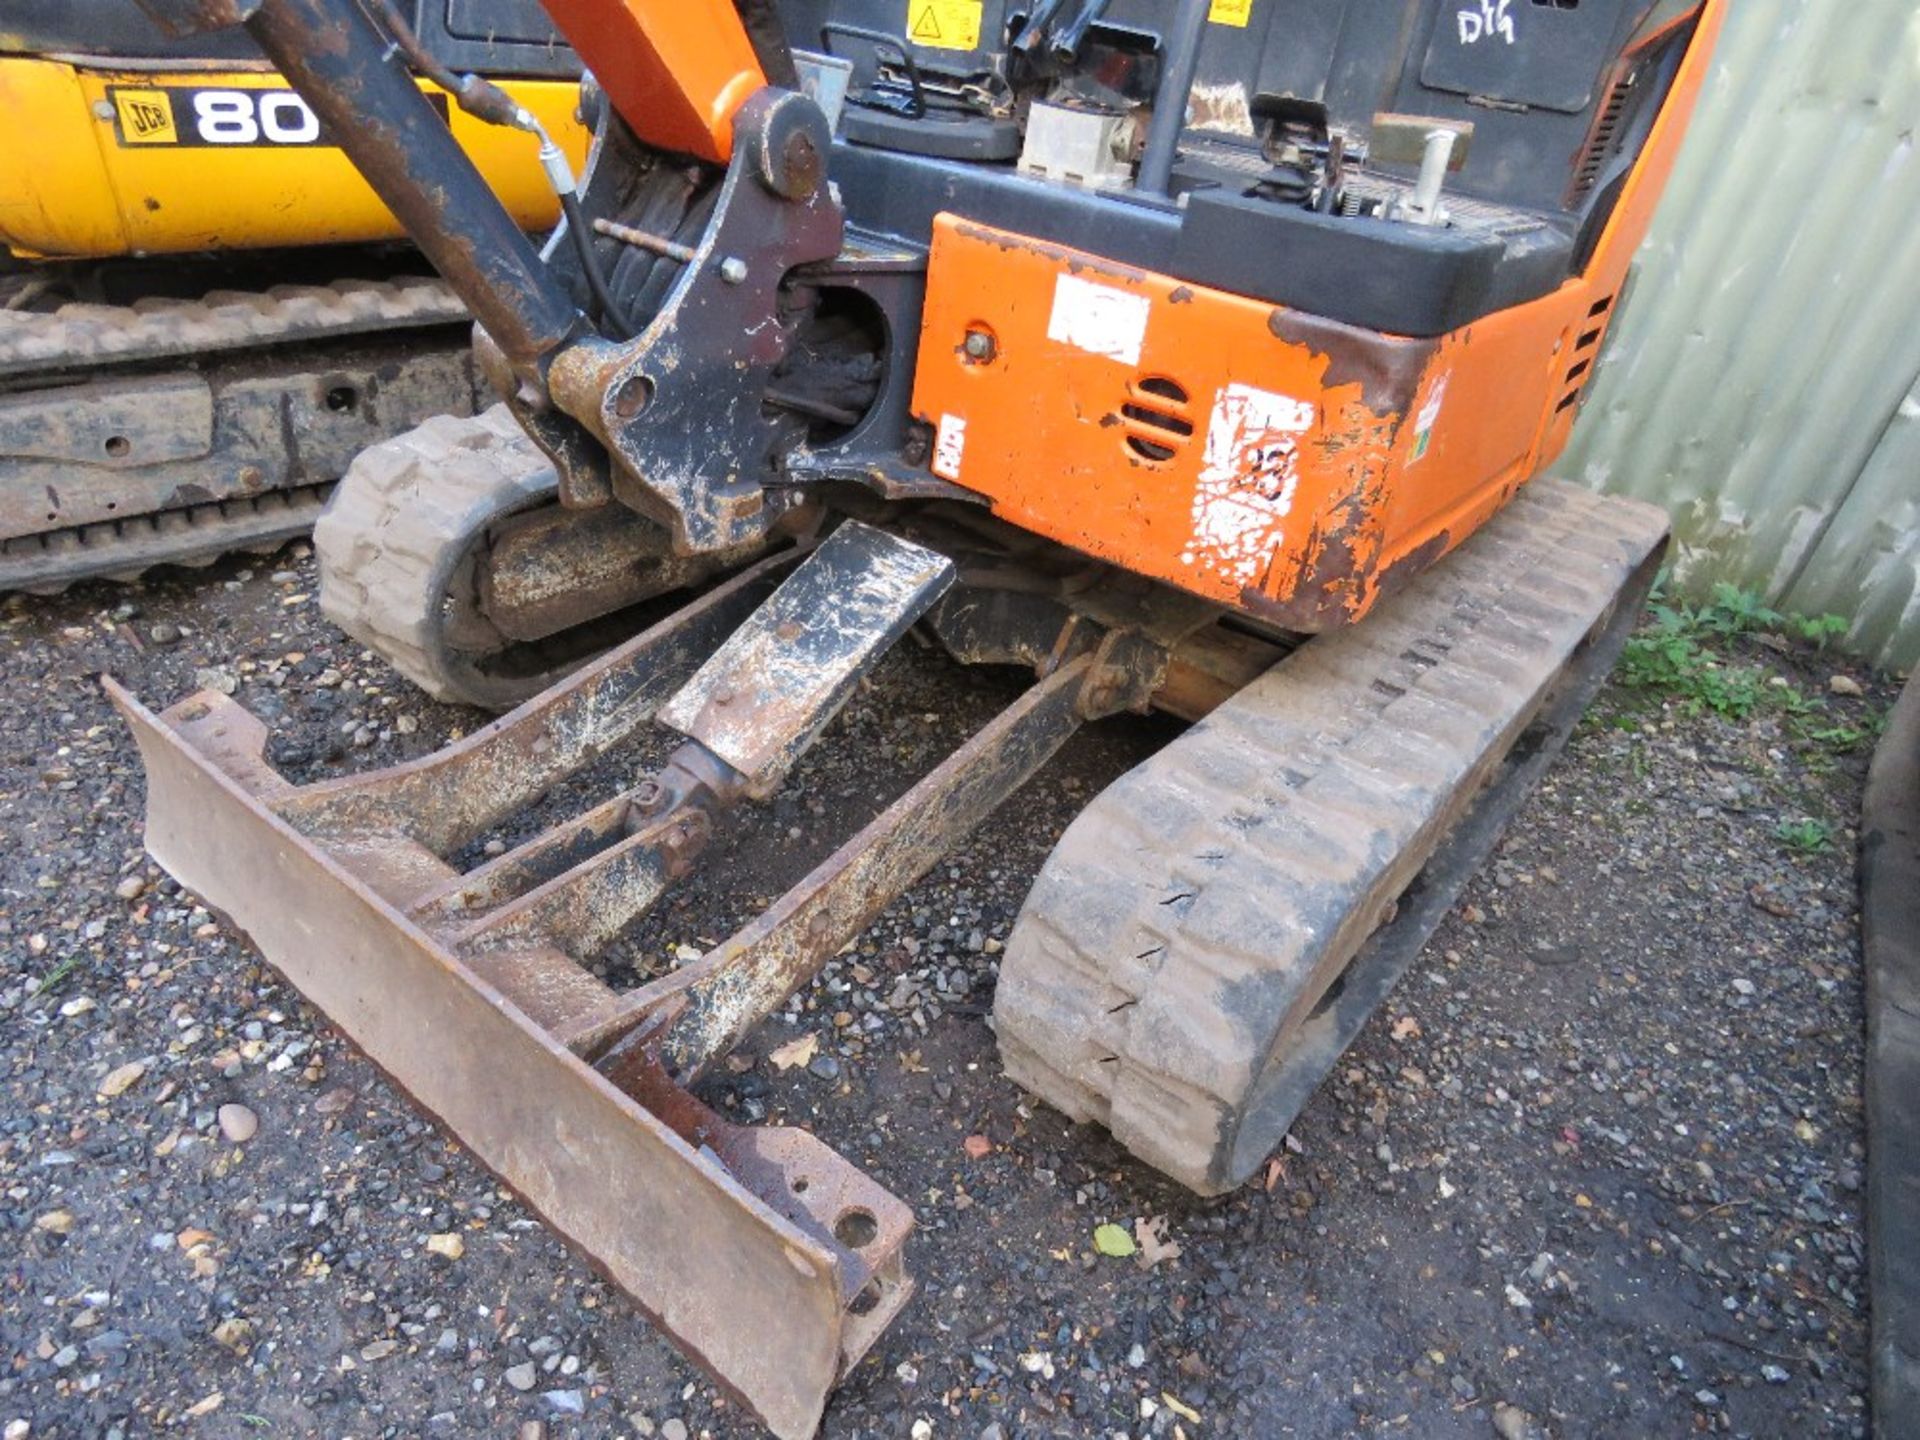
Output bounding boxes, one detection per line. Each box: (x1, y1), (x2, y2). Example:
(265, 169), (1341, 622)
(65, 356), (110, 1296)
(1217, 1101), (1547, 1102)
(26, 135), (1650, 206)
(932, 413), (967, 480)
(1045, 274), (1151, 366)
(1181, 384), (1318, 583)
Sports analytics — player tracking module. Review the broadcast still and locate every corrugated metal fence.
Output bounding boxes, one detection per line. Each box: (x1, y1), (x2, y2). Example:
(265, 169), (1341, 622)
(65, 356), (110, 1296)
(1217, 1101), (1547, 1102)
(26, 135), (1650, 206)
(1561, 0), (1920, 669)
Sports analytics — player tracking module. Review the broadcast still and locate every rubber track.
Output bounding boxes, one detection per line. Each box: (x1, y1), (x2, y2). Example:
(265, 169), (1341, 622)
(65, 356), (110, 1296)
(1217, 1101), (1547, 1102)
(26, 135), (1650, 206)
(0, 485), (331, 593)
(994, 479), (1669, 1194)
(0, 276), (465, 378)
(314, 405), (559, 707)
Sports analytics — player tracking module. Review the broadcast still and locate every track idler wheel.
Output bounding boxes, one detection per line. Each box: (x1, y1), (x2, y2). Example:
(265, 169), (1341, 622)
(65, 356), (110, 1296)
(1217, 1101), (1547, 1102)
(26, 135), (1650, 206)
(315, 406), (760, 709)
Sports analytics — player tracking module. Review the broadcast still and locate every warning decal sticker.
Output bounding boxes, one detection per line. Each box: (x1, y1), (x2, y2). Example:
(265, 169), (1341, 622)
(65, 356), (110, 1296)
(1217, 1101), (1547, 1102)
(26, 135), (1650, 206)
(1408, 374), (1448, 464)
(906, 0), (984, 51)
(1207, 0), (1253, 27)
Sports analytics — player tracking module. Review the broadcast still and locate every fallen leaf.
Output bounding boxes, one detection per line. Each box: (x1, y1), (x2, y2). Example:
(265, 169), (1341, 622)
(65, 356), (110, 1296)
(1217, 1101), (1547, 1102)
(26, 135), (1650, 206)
(34, 1210), (74, 1235)
(97, 1060), (147, 1098)
(425, 1233), (465, 1260)
(1389, 1015), (1421, 1042)
(1828, 674), (1864, 697)
(211, 1318), (252, 1352)
(962, 1134), (992, 1159)
(1161, 1392), (1202, 1423)
(313, 1088), (353, 1115)
(1263, 1157), (1285, 1192)
(183, 1391), (224, 1418)
(176, 1228), (215, 1251)
(1134, 1215), (1181, 1269)
(769, 1033), (819, 1071)
(1093, 1222), (1137, 1258)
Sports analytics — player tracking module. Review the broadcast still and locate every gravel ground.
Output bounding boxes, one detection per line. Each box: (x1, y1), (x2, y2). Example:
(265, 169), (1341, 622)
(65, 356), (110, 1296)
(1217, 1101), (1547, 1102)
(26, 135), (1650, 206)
(0, 545), (1888, 1440)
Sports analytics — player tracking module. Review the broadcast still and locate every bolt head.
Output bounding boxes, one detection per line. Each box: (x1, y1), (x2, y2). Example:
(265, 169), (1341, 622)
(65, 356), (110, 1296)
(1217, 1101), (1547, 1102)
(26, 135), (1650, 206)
(718, 257), (748, 284)
(611, 374), (653, 420)
(963, 329), (996, 362)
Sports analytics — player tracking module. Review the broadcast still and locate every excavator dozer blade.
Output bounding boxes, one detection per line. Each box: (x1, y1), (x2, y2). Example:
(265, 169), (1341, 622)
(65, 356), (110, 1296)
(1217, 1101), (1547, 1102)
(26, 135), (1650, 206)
(109, 676), (879, 1438)
(103, 523), (1109, 1438)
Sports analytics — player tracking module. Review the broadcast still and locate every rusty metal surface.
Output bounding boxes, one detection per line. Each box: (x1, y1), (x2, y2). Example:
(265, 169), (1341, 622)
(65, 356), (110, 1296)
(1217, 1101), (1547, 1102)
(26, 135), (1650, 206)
(480, 501), (753, 644)
(105, 511), (1215, 1433)
(546, 89), (845, 556)
(576, 655), (1097, 1077)
(659, 522), (955, 795)
(280, 552), (793, 853)
(107, 679), (866, 1438)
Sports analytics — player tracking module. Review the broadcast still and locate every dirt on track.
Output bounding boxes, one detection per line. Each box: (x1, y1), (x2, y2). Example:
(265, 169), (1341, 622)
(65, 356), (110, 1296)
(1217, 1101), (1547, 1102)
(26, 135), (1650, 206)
(0, 546), (1883, 1440)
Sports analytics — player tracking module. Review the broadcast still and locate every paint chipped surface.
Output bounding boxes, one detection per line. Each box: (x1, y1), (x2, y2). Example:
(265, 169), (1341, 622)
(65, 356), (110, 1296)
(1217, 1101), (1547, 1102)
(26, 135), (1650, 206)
(1182, 384), (1318, 585)
(1046, 274), (1151, 365)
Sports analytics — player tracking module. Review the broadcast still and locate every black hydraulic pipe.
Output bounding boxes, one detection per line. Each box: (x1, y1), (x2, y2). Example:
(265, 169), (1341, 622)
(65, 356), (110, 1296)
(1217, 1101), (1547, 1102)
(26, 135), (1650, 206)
(1049, 0), (1109, 64)
(1135, 0), (1209, 197)
(241, 0), (585, 378)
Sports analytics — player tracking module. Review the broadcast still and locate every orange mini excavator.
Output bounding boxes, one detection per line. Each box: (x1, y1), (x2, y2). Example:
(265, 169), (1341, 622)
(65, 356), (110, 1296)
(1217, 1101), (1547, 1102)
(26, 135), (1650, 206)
(113, 0), (1723, 1432)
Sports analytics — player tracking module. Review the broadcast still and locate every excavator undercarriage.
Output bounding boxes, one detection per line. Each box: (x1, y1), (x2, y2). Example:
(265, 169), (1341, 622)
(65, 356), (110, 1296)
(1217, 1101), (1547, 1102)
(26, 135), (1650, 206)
(106, 0), (1725, 1431)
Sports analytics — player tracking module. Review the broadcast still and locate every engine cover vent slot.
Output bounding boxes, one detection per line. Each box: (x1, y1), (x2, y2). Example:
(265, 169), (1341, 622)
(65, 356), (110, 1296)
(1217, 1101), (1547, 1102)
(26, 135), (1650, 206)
(1555, 301), (1613, 412)
(1121, 377), (1194, 463)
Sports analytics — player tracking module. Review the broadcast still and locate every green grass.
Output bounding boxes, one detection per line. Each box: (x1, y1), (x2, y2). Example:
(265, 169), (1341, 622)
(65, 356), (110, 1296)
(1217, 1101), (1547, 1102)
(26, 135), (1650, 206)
(1773, 817), (1834, 856)
(1616, 580), (1854, 722)
(1618, 605), (1771, 719)
(31, 950), (82, 997)
(1795, 613), (1849, 649)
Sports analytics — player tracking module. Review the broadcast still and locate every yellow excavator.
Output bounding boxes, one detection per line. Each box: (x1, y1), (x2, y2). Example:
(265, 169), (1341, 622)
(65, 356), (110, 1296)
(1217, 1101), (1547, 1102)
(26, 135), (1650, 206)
(0, 1), (585, 590)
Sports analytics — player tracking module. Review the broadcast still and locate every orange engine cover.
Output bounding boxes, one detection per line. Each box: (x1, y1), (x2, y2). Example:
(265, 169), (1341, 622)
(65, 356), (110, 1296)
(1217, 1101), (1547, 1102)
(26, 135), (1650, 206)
(910, 217), (1613, 630)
